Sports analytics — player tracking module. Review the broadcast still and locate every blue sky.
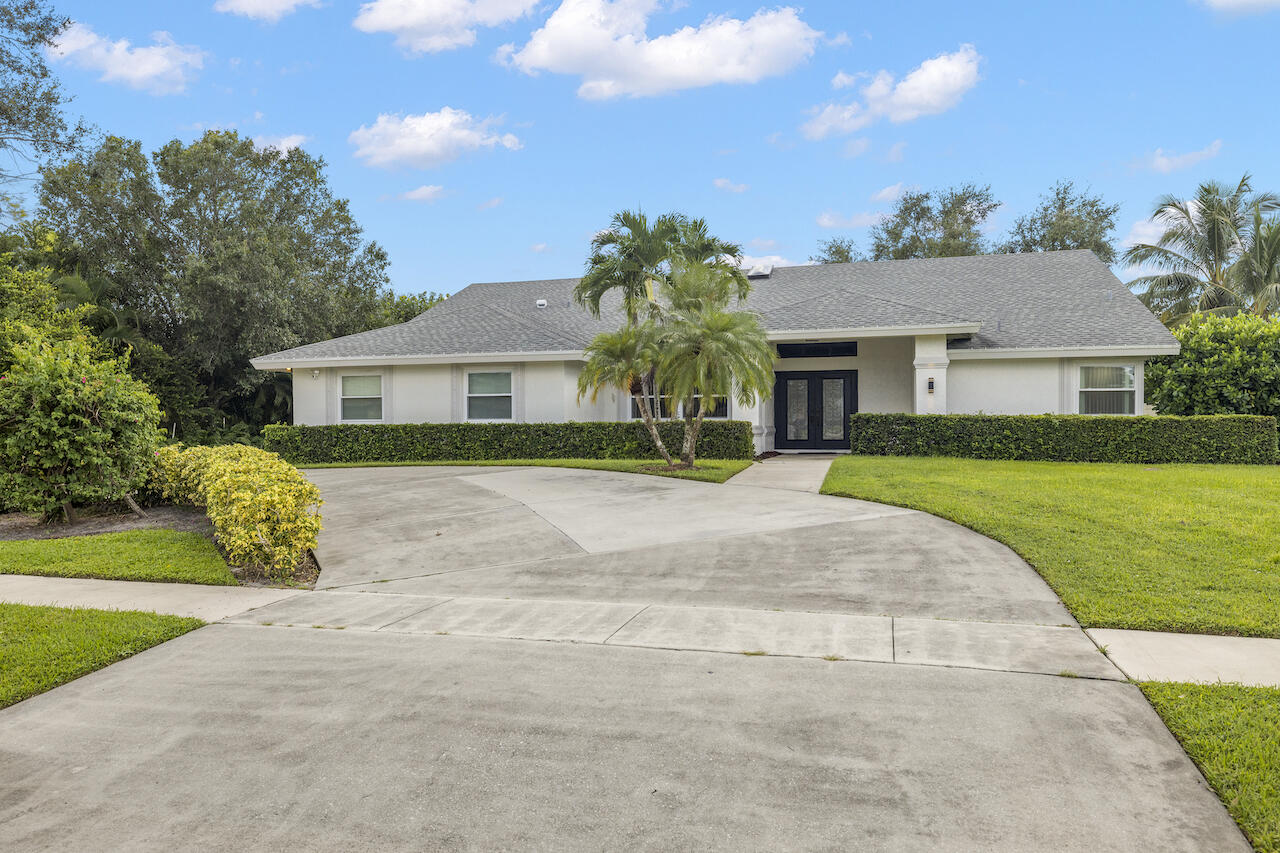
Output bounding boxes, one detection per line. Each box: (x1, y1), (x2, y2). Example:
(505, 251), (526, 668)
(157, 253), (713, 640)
(41, 0), (1280, 295)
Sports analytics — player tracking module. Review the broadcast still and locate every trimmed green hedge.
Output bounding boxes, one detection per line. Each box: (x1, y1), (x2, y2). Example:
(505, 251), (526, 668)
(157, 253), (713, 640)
(848, 413), (1278, 464)
(262, 420), (756, 464)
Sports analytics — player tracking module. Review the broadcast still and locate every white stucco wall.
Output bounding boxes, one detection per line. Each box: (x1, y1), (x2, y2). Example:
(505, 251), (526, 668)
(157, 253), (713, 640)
(523, 362), (567, 422)
(290, 371), (326, 424)
(947, 358), (1065, 415)
(391, 365), (452, 422)
(283, 351), (1149, 436)
(946, 357), (1146, 415)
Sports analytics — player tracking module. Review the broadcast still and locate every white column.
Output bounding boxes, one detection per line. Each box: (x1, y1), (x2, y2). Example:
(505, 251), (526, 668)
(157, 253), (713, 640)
(913, 335), (949, 414)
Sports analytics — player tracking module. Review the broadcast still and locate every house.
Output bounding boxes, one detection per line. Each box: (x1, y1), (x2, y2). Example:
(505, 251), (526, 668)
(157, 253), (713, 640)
(251, 250), (1179, 454)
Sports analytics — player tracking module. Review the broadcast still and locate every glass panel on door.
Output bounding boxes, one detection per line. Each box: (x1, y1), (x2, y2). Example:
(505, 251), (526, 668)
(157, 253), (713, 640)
(822, 378), (845, 440)
(786, 379), (808, 441)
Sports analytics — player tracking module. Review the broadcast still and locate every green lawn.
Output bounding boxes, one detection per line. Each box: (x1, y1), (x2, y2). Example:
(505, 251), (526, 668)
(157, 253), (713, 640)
(0, 529), (237, 586)
(1142, 682), (1280, 853)
(0, 603), (203, 709)
(821, 456), (1280, 637)
(301, 457), (754, 483)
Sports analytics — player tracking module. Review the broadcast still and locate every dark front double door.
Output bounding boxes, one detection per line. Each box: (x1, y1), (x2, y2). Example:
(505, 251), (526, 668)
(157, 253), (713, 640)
(773, 370), (857, 450)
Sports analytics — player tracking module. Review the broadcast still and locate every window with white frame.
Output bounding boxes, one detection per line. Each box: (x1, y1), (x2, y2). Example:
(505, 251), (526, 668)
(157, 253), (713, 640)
(629, 390), (674, 420)
(1078, 365), (1135, 414)
(340, 375), (383, 421)
(467, 371), (513, 420)
(629, 390), (727, 419)
(685, 395), (729, 418)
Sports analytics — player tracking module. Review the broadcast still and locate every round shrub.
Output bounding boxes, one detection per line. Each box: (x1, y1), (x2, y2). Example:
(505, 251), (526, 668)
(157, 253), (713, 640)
(0, 334), (162, 520)
(153, 443), (322, 581)
(1147, 314), (1280, 415)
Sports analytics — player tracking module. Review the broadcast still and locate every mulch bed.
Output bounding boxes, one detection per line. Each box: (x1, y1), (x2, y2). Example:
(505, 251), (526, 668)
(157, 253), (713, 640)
(0, 505), (214, 542)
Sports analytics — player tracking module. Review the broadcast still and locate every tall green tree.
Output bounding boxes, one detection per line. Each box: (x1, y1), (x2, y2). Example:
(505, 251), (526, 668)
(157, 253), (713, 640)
(1123, 174), (1280, 324)
(869, 183), (1000, 260)
(809, 236), (863, 264)
(38, 130), (395, 433)
(0, 1), (87, 181)
(998, 180), (1120, 264)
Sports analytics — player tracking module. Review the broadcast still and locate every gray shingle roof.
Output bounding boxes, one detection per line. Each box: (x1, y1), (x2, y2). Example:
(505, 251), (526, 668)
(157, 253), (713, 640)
(253, 250), (1175, 365)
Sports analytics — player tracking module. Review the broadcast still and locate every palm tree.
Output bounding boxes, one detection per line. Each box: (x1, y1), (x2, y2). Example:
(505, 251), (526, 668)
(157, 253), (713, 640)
(1231, 209), (1280, 318)
(575, 210), (684, 324)
(54, 270), (144, 348)
(670, 217), (750, 302)
(1123, 174), (1279, 324)
(576, 322), (674, 466)
(657, 263), (775, 467)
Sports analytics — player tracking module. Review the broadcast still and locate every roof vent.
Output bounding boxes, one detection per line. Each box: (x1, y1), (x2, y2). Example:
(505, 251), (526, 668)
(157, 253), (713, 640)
(746, 264), (773, 279)
(535, 298), (548, 309)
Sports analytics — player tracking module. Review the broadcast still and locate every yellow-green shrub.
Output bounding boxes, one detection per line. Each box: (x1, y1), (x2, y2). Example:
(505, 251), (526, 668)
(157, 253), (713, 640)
(153, 444), (322, 580)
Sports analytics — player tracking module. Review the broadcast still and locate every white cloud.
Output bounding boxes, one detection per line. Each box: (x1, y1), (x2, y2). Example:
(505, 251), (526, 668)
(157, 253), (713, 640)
(478, 196), (503, 210)
(713, 177), (747, 193)
(816, 210), (883, 229)
(1144, 139), (1222, 174)
(749, 237), (777, 251)
(354, 0), (539, 54)
(504, 0), (821, 99)
(871, 182), (904, 202)
(349, 107), (522, 169)
(884, 141), (906, 162)
(400, 184), (446, 202)
(213, 0), (320, 23)
(741, 253), (804, 268)
(802, 44), (981, 140)
(49, 23), (204, 95)
(531, 242), (549, 252)
(1122, 218), (1166, 248)
(1201, 0), (1280, 11)
(830, 70), (858, 89)
(253, 133), (308, 152)
(843, 138), (869, 158)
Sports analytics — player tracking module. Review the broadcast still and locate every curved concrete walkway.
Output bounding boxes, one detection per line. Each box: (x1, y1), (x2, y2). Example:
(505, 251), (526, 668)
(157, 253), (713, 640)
(0, 464), (1250, 851)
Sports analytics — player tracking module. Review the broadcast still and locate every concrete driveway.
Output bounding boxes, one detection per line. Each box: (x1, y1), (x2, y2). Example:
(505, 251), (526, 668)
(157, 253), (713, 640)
(0, 464), (1249, 851)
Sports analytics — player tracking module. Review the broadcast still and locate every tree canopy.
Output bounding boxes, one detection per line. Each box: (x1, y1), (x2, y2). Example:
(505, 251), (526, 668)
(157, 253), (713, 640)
(809, 237), (862, 264)
(36, 130), (435, 436)
(869, 183), (1000, 260)
(997, 180), (1119, 264)
(0, 0), (87, 182)
(815, 180), (1122, 266)
(1123, 174), (1280, 324)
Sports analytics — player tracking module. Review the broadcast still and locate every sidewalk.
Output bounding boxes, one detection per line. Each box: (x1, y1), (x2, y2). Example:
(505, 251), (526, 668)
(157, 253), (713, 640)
(725, 454), (839, 492)
(1089, 628), (1280, 687)
(0, 574), (300, 621)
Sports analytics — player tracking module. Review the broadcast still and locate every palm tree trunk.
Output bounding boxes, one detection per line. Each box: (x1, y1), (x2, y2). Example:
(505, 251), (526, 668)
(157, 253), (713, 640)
(637, 394), (674, 466)
(680, 402), (705, 467)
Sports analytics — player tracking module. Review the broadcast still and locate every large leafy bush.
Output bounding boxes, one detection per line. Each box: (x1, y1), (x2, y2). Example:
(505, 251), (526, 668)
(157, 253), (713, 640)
(0, 334), (162, 519)
(848, 413), (1276, 464)
(1146, 314), (1280, 415)
(0, 264), (96, 373)
(153, 444), (322, 581)
(261, 420), (756, 465)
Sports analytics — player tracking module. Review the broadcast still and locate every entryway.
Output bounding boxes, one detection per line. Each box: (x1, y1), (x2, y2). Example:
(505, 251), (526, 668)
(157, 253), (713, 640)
(773, 370), (857, 450)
